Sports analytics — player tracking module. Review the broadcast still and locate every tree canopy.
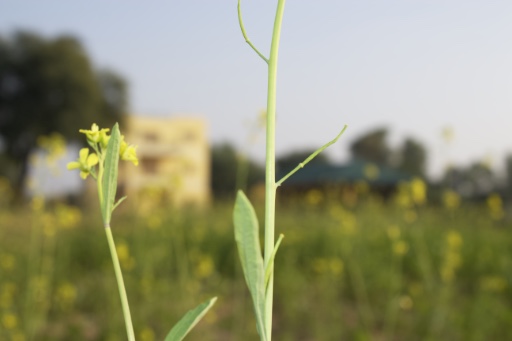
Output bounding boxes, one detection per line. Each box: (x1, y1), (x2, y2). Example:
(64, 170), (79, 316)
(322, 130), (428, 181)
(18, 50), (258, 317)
(349, 127), (391, 166)
(210, 143), (264, 198)
(397, 138), (427, 177)
(0, 31), (128, 197)
(276, 148), (331, 173)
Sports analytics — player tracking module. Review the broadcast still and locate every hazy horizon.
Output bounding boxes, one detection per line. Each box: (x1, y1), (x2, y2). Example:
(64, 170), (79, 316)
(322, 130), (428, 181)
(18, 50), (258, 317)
(2, 1), (512, 180)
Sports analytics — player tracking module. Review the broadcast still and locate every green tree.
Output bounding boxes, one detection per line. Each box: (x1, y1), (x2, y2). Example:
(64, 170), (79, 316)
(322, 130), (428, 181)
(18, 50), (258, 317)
(442, 162), (495, 198)
(0, 31), (128, 197)
(349, 127), (390, 166)
(210, 143), (264, 198)
(397, 137), (427, 177)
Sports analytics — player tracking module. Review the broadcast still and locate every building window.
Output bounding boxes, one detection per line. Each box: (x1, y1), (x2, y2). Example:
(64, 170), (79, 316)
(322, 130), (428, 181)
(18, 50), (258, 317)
(141, 157), (159, 174)
(144, 132), (159, 142)
(182, 131), (196, 142)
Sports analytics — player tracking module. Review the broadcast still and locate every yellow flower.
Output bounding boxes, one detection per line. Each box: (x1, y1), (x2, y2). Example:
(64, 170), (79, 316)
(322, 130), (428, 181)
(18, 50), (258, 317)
(79, 123), (109, 145)
(2, 312), (18, 330)
(120, 139), (138, 166)
(67, 148), (99, 179)
(364, 163), (379, 180)
(99, 129), (111, 149)
(487, 193), (504, 220)
(410, 177), (427, 205)
(442, 189), (460, 210)
(392, 240), (409, 256)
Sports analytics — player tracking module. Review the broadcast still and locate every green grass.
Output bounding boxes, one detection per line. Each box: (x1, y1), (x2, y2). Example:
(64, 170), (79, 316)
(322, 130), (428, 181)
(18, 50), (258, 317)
(1, 195), (512, 340)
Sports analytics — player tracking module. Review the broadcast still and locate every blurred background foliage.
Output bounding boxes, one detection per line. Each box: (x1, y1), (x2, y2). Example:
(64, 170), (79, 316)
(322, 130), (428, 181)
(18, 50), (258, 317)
(1, 178), (512, 340)
(0, 31), (127, 200)
(2, 30), (512, 341)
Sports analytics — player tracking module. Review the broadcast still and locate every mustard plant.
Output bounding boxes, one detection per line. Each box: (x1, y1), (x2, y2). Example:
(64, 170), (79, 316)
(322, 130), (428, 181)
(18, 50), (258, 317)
(233, 1), (347, 340)
(68, 123), (216, 341)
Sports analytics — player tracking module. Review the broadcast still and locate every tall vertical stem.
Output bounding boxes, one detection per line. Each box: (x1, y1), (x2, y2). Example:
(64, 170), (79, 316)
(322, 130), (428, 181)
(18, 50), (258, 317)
(105, 227), (135, 341)
(264, 1), (286, 340)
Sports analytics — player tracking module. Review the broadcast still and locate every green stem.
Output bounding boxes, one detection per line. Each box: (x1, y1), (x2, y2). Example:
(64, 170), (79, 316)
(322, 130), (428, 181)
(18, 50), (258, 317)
(105, 226), (136, 341)
(276, 126), (348, 187)
(238, 0), (269, 64)
(263, 1), (286, 340)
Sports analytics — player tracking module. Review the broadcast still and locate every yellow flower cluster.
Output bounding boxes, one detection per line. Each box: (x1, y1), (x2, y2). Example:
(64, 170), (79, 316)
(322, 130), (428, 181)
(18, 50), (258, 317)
(487, 193), (504, 220)
(311, 257), (344, 277)
(386, 225), (409, 257)
(395, 178), (427, 209)
(440, 230), (463, 283)
(67, 123), (138, 180)
(442, 189), (460, 210)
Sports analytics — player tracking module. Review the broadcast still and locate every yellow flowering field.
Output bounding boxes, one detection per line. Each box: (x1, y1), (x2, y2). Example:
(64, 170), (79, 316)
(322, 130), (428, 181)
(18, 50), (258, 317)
(1, 186), (512, 340)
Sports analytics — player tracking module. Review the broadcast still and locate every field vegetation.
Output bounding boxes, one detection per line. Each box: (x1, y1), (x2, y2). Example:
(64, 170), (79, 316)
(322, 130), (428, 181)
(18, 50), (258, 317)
(1, 178), (512, 341)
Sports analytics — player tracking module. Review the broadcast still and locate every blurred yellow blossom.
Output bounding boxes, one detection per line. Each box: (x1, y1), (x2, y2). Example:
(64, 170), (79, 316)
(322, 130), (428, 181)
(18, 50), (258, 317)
(410, 177), (427, 205)
(10, 331), (25, 341)
(0, 253), (16, 271)
(355, 180), (370, 195)
(392, 240), (409, 256)
(442, 126), (454, 144)
(139, 327), (155, 341)
(37, 132), (66, 167)
(55, 282), (77, 311)
(55, 204), (82, 229)
(331, 207), (357, 236)
(364, 163), (379, 180)
(398, 295), (413, 310)
(120, 137), (139, 166)
(30, 195), (45, 212)
(312, 257), (344, 276)
(487, 193), (504, 220)
(386, 225), (401, 240)
(404, 209), (417, 223)
(116, 241), (136, 271)
(440, 230), (463, 283)
(442, 189), (460, 210)
(147, 215), (162, 230)
(446, 231), (463, 249)
(479, 276), (507, 293)
(1, 283), (17, 308)
(2, 312), (18, 330)
(194, 255), (215, 279)
(306, 189), (323, 206)
(396, 178), (427, 208)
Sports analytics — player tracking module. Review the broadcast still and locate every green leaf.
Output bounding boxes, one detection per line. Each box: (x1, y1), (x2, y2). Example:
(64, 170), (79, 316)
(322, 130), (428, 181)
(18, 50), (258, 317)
(164, 297), (217, 341)
(101, 123), (121, 227)
(233, 190), (267, 341)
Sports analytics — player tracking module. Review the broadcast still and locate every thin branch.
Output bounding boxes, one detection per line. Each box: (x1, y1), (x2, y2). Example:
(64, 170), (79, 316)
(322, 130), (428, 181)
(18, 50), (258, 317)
(276, 125), (348, 187)
(238, 0), (269, 64)
(264, 234), (284, 291)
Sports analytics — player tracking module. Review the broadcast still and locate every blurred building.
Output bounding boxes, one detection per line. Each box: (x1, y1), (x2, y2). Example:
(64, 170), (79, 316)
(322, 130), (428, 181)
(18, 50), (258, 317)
(118, 115), (210, 207)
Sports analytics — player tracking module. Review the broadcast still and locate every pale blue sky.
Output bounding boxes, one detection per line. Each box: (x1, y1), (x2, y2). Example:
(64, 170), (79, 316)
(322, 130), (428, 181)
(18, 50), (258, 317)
(2, 1), (512, 178)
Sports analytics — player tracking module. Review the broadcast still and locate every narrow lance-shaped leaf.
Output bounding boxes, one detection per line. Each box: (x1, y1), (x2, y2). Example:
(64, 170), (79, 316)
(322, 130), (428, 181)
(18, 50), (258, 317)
(164, 297), (217, 341)
(233, 190), (267, 341)
(101, 123), (121, 227)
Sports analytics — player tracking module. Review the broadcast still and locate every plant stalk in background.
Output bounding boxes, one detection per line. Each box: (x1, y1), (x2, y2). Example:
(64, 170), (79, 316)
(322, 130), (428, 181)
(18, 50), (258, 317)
(234, 1), (347, 340)
(68, 123), (216, 341)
